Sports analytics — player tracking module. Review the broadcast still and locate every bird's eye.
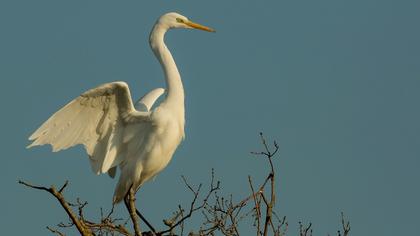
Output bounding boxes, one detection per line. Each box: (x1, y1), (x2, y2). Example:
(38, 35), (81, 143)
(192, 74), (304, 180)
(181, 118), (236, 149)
(176, 18), (185, 23)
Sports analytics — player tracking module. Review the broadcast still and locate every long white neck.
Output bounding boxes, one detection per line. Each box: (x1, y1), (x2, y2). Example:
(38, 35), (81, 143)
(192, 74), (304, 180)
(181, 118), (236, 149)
(149, 23), (184, 112)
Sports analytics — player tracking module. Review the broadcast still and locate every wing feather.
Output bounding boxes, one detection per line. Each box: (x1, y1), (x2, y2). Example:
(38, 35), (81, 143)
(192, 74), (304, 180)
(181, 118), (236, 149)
(28, 81), (150, 174)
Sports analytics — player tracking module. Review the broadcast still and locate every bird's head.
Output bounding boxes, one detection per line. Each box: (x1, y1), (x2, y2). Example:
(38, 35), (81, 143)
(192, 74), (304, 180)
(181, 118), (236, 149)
(157, 12), (215, 32)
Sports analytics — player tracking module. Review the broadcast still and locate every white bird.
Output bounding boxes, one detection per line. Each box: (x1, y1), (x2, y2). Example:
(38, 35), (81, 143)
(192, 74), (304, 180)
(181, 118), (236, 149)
(27, 12), (215, 204)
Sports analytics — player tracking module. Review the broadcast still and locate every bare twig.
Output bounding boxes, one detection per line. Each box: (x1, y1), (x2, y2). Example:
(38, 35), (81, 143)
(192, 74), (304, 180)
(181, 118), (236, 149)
(84, 220), (131, 236)
(338, 212), (350, 236)
(19, 180), (94, 236)
(195, 133), (285, 236)
(299, 221), (313, 236)
(46, 226), (65, 236)
(248, 176), (261, 236)
(20, 179), (134, 236)
(157, 169), (220, 235)
(21, 133), (349, 236)
(251, 132), (279, 236)
(160, 169), (220, 235)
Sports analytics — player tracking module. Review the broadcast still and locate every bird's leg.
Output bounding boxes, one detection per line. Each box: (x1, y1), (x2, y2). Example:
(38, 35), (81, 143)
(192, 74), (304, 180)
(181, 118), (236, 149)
(127, 187), (157, 234)
(124, 188), (142, 236)
(135, 208), (157, 234)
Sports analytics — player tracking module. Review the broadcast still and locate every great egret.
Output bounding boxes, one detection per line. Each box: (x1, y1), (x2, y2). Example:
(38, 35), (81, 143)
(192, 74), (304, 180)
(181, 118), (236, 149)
(28, 12), (215, 204)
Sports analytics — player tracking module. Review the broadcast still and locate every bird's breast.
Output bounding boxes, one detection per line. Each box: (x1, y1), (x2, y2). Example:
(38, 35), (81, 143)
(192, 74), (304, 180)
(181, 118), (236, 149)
(138, 108), (184, 180)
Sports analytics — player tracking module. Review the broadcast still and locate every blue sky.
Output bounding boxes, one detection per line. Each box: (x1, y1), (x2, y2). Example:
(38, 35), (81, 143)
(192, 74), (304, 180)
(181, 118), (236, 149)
(1, 0), (419, 235)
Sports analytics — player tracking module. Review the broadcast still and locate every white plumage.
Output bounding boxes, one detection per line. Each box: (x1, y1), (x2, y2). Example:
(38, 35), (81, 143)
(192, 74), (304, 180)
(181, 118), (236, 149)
(28, 12), (214, 203)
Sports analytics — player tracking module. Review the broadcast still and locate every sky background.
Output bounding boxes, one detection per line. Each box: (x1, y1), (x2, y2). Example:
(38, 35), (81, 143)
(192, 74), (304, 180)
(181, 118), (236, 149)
(1, 0), (419, 235)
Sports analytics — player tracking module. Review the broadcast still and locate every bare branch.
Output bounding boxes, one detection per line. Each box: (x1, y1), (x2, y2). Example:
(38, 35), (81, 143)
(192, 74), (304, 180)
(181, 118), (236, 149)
(46, 226), (65, 236)
(58, 181), (69, 193)
(160, 169), (220, 235)
(19, 179), (135, 236)
(339, 212), (351, 236)
(248, 175), (261, 235)
(19, 180), (94, 236)
(21, 134), (349, 236)
(299, 221), (313, 236)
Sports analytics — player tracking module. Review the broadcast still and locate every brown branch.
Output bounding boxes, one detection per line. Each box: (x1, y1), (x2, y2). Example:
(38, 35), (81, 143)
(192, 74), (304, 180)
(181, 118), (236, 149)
(272, 213), (288, 236)
(228, 210), (240, 236)
(196, 133), (283, 236)
(299, 221), (313, 236)
(248, 175), (261, 236)
(21, 134), (348, 236)
(93, 206), (132, 236)
(20, 179), (135, 236)
(251, 132), (279, 236)
(339, 212), (351, 236)
(18, 180), (94, 236)
(46, 226), (65, 236)
(84, 220), (131, 236)
(58, 181), (69, 193)
(160, 169), (220, 235)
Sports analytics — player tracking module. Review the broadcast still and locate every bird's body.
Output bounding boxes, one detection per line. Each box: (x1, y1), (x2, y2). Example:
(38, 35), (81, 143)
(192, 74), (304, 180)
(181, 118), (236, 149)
(28, 12), (214, 203)
(113, 103), (184, 202)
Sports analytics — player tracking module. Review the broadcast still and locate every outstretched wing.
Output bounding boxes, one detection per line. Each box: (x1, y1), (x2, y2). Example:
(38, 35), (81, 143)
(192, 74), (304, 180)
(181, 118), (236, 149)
(28, 81), (150, 175)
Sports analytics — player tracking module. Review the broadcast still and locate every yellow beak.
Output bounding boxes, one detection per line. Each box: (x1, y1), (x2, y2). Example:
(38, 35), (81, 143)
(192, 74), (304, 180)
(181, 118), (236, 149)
(185, 20), (215, 32)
